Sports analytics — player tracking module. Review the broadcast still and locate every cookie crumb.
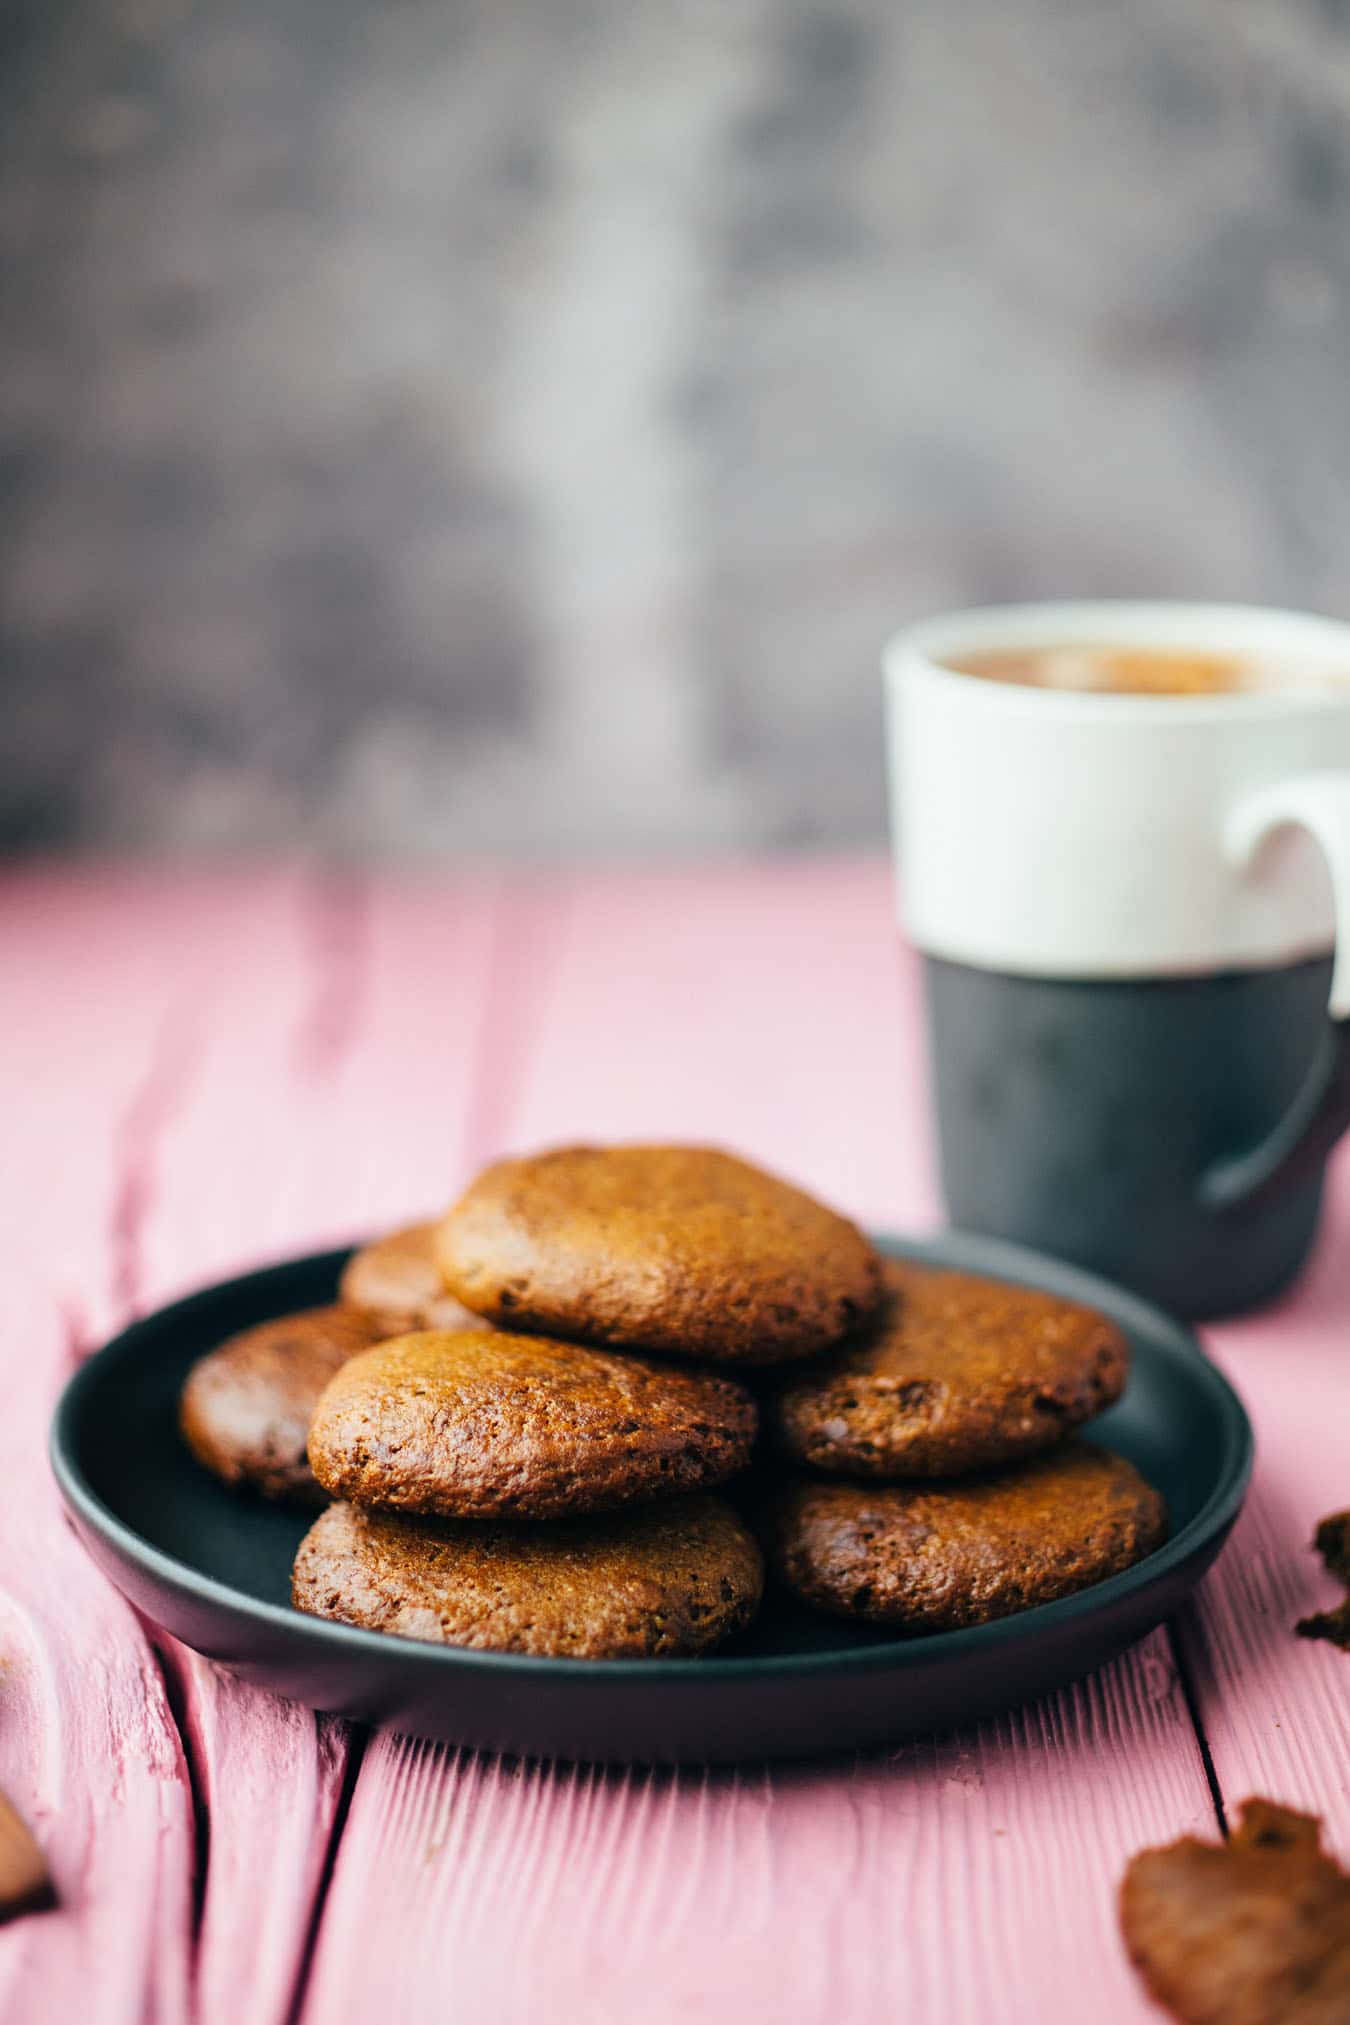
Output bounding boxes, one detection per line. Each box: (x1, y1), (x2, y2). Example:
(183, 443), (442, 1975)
(1120, 1798), (1350, 2024)
(1296, 1509), (1350, 1650)
(0, 1790), (54, 1923)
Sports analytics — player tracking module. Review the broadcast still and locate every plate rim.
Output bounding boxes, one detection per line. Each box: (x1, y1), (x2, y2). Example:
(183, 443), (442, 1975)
(49, 1228), (1255, 1685)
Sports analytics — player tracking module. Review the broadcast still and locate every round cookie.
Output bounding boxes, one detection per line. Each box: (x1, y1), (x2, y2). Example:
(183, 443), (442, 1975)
(307, 1328), (758, 1519)
(770, 1442), (1166, 1631)
(772, 1261), (1128, 1479)
(292, 1493), (764, 1658)
(435, 1144), (883, 1365)
(339, 1221), (485, 1334)
(180, 1305), (390, 1505)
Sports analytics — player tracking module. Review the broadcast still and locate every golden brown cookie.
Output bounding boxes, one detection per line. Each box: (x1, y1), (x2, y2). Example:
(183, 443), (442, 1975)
(772, 1261), (1128, 1479)
(180, 1305), (389, 1505)
(307, 1329), (758, 1519)
(339, 1221), (486, 1334)
(1120, 1799), (1350, 2025)
(769, 1441), (1166, 1631)
(292, 1494), (764, 1659)
(435, 1144), (883, 1365)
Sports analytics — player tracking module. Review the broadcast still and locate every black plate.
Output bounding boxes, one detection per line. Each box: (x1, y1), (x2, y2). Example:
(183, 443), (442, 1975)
(51, 1231), (1252, 1764)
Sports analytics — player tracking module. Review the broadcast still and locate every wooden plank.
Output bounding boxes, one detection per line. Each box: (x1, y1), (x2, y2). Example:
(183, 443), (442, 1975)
(303, 858), (1218, 2025)
(126, 865), (362, 2025)
(169, 1666), (348, 2025)
(0, 865), (500, 2025)
(1178, 1182), (1350, 1857)
(0, 865), (233, 1344)
(139, 866), (499, 1297)
(0, 1268), (194, 2025)
(0, 867), (347, 2025)
(305, 1652), (1201, 2025)
(125, 865), (500, 2025)
(0, 868), (261, 2025)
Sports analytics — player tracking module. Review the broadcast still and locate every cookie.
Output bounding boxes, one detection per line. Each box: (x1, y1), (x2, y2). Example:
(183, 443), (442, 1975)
(435, 1144), (882, 1365)
(292, 1494), (764, 1659)
(307, 1328), (758, 1519)
(772, 1261), (1128, 1479)
(339, 1221), (485, 1333)
(1120, 1799), (1350, 2025)
(769, 1441), (1166, 1631)
(180, 1305), (389, 1505)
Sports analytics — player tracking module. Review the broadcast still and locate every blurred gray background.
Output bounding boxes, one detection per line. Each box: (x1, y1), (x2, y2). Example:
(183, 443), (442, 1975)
(5, 0), (1350, 859)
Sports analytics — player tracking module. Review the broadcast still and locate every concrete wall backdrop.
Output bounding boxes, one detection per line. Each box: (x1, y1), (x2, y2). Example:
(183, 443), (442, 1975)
(5, 0), (1350, 858)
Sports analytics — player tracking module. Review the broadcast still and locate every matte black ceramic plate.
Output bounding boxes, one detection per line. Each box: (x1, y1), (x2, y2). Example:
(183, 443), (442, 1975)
(51, 1231), (1252, 1764)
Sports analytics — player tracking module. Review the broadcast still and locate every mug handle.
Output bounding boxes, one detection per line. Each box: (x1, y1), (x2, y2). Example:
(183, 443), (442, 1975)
(1201, 773), (1350, 1213)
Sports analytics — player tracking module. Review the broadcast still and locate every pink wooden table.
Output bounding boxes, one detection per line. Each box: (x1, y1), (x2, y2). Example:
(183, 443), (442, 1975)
(2, 858), (1348, 2024)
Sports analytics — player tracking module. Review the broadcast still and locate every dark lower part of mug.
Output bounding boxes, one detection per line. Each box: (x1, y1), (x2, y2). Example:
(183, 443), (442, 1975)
(924, 952), (1331, 1319)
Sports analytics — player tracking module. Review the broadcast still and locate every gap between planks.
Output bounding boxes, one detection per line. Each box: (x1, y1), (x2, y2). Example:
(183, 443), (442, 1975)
(283, 1731), (369, 2025)
(1164, 1618), (1229, 1839)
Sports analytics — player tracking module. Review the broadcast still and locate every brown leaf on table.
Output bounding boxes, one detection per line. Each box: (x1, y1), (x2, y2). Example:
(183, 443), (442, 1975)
(1120, 1799), (1350, 2025)
(0, 1788), (54, 1922)
(1296, 1510), (1350, 1650)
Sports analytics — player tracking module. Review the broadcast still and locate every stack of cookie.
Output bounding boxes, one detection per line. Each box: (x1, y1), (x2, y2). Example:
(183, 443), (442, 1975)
(179, 1142), (1165, 1660)
(183, 1145), (883, 1658)
(762, 1261), (1166, 1630)
(179, 1222), (486, 1507)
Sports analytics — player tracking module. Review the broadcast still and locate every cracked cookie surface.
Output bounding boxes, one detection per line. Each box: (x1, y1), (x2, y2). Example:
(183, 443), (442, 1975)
(308, 1328), (758, 1519)
(434, 1144), (882, 1365)
(772, 1261), (1127, 1478)
(769, 1440), (1165, 1630)
(293, 1493), (764, 1658)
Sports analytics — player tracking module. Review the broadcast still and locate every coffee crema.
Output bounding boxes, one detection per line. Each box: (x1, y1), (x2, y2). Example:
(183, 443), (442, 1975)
(944, 644), (1261, 696)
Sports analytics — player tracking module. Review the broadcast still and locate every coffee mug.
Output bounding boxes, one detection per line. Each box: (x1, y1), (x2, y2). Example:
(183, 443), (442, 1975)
(883, 601), (1350, 1318)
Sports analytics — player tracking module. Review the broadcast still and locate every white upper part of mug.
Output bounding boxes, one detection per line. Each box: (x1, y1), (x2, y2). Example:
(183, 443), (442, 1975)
(883, 602), (1350, 984)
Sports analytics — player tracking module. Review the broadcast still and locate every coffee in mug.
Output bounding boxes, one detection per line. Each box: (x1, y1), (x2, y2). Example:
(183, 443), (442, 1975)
(884, 602), (1350, 1318)
(946, 644), (1263, 696)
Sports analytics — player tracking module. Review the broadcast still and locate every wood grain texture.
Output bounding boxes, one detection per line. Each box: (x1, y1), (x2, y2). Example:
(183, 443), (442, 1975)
(138, 866), (499, 1297)
(0, 865), (498, 2024)
(304, 1648), (1203, 2025)
(0, 869), (350, 2025)
(122, 865), (363, 2025)
(0, 870), (238, 2024)
(126, 865), (501, 2024)
(159, 1652), (349, 2025)
(0, 1272), (194, 2025)
(304, 857), (1218, 2025)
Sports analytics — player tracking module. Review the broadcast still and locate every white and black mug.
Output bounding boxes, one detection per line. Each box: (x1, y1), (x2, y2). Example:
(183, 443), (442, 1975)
(884, 602), (1350, 1318)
